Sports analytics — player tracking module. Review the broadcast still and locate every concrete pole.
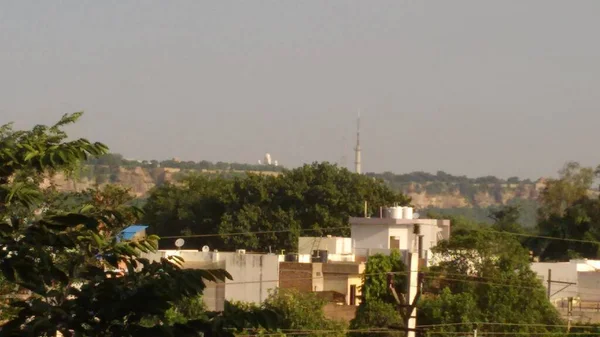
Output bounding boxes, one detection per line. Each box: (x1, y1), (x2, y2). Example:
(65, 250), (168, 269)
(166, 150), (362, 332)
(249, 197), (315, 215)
(406, 252), (419, 337)
(547, 269), (552, 300)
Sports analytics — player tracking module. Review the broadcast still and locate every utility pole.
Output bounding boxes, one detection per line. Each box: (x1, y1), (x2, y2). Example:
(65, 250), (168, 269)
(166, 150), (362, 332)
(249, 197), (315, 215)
(546, 268), (576, 301)
(547, 269), (551, 300)
(567, 297), (573, 333)
(406, 251), (419, 337)
(388, 224), (423, 337)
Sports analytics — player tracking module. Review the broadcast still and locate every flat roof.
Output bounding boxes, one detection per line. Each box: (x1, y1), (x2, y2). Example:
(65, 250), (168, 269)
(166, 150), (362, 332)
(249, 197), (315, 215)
(349, 217), (449, 226)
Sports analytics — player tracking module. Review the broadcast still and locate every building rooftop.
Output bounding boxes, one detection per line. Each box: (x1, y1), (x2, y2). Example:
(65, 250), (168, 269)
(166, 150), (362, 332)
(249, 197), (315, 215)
(349, 217), (450, 226)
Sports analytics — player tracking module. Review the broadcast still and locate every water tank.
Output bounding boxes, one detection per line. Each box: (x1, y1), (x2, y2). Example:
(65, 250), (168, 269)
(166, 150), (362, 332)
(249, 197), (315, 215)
(403, 207), (413, 220)
(390, 206), (404, 219)
(312, 250), (329, 263)
(381, 207), (390, 218)
(285, 253), (298, 262)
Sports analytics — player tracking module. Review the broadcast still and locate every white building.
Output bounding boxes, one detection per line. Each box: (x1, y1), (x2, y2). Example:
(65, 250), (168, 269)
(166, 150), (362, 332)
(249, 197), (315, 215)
(349, 206), (450, 266)
(294, 236), (355, 262)
(143, 249), (279, 311)
(531, 259), (600, 304)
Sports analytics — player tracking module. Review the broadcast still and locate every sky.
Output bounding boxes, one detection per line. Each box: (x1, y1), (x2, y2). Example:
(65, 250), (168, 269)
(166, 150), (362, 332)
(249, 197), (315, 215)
(1, 1), (599, 179)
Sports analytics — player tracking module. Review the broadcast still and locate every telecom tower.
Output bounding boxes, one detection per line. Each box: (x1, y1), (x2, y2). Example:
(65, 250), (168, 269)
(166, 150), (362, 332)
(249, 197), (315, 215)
(354, 113), (361, 174)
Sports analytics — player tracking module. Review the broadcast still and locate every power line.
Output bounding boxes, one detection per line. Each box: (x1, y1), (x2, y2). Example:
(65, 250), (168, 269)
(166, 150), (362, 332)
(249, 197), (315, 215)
(159, 224), (600, 247)
(159, 226), (349, 239)
(418, 322), (597, 329)
(197, 269), (600, 298)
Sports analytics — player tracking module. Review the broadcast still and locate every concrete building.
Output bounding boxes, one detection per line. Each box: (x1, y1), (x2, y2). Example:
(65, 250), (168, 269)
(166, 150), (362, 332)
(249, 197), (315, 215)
(279, 261), (364, 307)
(531, 259), (600, 303)
(143, 249), (279, 311)
(349, 207), (450, 266)
(296, 236), (355, 262)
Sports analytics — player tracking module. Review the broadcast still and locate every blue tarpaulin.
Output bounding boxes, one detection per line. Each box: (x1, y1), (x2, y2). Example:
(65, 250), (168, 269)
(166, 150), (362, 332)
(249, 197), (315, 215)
(119, 225), (148, 240)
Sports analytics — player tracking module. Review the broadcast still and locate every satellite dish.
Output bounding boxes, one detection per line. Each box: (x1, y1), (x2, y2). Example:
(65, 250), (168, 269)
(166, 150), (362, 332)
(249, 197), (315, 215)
(175, 238), (185, 248)
(413, 213), (420, 219)
(201, 245), (210, 252)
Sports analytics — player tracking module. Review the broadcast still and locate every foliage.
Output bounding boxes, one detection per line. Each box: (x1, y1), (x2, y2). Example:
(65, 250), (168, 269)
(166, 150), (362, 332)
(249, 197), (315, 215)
(419, 224), (564, 336)
(532, 162), (600, 260)
(263, 288), (346, 337)
(534, 196), (600, 261)
(538, 161), (598, 219)
(349, 299), (402, 337)
(0, 114), (273, 337)
(350, 251), (404, 337)
(85, 153), (286, 173)
(144, 163), (410, 252)
(425, 198), (539, 228)
(361, 251), (406, 304)
(488, 205), (524, 234)
(418, 288), (479, 335)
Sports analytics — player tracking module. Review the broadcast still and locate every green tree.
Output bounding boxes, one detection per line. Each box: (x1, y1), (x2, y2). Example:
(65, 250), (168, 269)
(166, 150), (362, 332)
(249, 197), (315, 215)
(419, 224), (564, 336)
(144, 163), (410, 252)
(350, 251), (405, 336)
(488, 205), (524, 234)
(263, 288), (346, 337)
(349, 299), (402, 337)
(539, 161), (597, 219)
(0, 114), (272, 337)
(532, 162), (600, 260)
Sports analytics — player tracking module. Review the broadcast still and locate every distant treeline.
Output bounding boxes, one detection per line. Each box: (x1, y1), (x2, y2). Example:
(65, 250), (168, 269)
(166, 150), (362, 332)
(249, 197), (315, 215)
(424, 197), (539, 228)
(366, 170), (535, 185)
(85, 153), (285, 172)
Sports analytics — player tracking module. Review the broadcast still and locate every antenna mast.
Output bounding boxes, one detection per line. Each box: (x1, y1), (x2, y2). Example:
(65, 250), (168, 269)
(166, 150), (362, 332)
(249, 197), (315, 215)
(354, 111), (362, 174)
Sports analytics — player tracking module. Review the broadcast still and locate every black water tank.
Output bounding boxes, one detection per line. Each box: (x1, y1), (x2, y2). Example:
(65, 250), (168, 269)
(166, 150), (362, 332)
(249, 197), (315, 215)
(285, 253), (298, 262)
(311, 250), (329, 263)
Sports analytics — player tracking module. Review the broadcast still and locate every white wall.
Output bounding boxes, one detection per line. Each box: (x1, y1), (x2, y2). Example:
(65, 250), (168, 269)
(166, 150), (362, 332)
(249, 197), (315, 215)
(531, 262), (580, 301)
(142, 251), (279, 308)
(298, 237), (352, 255)
(223, 253), (279, 304)
(351, 224), (390, 251)
(388, 227), (411, 250)
(577, 272), (600, 302)
(350, 218), (450, 261)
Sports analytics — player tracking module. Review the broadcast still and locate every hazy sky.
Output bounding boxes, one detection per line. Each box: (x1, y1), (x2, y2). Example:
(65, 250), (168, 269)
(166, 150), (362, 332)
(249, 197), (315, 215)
(1, 1), (599, 179)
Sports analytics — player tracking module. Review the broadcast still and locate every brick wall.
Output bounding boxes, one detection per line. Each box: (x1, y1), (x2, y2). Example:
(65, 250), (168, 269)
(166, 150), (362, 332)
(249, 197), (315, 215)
(279, 262), (313, 292)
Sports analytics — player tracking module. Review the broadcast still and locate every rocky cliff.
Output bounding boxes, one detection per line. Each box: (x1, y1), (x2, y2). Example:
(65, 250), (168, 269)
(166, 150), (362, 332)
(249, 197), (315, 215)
(45, 166), (543, 209)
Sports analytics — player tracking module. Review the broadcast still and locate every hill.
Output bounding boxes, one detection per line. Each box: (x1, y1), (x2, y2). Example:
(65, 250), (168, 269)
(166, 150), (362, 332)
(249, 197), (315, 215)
(41, 154), (551, 227)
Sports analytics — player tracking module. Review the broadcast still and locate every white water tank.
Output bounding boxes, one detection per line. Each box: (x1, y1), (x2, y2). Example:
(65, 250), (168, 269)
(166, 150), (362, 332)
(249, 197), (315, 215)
(403, 207), (413, 220)
(390, 206), (404, 219)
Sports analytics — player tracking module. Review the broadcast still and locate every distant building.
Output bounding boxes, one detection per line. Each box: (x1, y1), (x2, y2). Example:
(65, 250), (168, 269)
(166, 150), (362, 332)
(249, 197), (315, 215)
(296, 236), (355, 262)
(142, 249), (278, 311)
(279, 261), (364, 308)
(349, 206), (450, 266)
(531, 259), (600, 304)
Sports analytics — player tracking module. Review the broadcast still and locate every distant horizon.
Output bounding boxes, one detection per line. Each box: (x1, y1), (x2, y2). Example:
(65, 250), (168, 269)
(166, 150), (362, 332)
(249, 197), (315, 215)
(3, 1), (599, 179)
(96, 151), (559, 181)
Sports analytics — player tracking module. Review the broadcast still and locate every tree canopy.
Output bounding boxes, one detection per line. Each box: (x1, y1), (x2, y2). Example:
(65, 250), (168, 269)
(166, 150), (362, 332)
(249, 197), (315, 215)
(419, 223), (564, 336)
(0, 114), (273, 337)
(143, 163), (410, 252)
